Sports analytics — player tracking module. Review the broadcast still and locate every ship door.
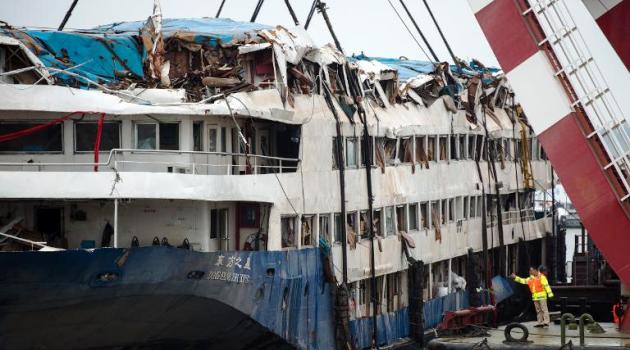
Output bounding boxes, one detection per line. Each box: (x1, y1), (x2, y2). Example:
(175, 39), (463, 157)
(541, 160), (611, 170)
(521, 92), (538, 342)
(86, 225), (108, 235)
(36, 207), (64, 246)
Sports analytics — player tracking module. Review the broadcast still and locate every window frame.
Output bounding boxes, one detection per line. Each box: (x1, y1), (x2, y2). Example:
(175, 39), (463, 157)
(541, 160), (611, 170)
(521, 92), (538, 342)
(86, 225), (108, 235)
(74, 121), (121, 153)
(0, 120), (64, 154)
(134, 121), (181, 150)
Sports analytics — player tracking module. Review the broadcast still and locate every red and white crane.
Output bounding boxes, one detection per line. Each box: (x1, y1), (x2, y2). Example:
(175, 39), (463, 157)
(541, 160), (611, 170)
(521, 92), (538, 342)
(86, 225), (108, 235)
(468, 0), (630, 328)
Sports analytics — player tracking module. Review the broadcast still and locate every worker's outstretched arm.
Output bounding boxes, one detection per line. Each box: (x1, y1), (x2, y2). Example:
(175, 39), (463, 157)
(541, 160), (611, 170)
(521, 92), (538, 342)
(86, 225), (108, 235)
(513, 275), (529, 285)
(541, 275), (553, 298)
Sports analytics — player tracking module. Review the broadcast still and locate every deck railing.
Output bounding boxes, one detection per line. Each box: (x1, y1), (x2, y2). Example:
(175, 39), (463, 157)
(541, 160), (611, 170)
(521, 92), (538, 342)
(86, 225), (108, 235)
(0, 149), (300, 175)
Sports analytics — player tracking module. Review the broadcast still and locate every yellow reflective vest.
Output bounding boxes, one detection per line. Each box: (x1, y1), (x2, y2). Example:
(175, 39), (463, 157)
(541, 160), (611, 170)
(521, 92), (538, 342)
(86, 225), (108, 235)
(514, 274), (553, 300)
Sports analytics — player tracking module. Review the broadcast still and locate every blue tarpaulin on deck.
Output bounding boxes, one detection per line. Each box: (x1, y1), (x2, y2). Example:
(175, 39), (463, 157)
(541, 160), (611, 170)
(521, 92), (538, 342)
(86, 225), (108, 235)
(0, 18), (270, 88)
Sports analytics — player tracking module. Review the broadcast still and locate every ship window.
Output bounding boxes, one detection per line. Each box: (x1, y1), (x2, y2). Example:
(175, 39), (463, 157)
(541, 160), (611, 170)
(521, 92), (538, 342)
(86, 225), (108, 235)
(450, 135), (458, 160)
(208, 127), (218, 152)
(459, 135), (466, 159)
(449, 198), (455, 222)
(415, 135), (428, 167)
(441, 199), (447, 225)
(463, 196), (469, 219)
(346, 137), (358, 167)
(385, 206), (395, 236)
(160, 123), (179, 150)
(386, 273), (401, 312)
(209, 208), (228, 240)
(301, 215), (314, 247)
(504, 138), (512, 161)
(220, 127), (227, 152)
(359, 280), (368, 306)
(399, 138), (413, 163)
(135, 123), (180, 150)
(75, 122), (121, 152)
(396, 205), (406, 232)
(374, 208), (382, 236)
(347, 211), (358, 241)
(375, 137), (397, 167)
(468, 135), (476, 160)
(281, 216), (297, 248)
(409, 204), (418, 231)
(193, 122), (203, 151)
(359, 211), (369, 238)
(332, 137), (341, 169)
(470, 196), (476, 217)
(476, 135), (484, 161)
(420, 202), (429, 230)
(427, 136), (436, 162)
(431, 201), (440, 227)
(477, 195), (483, 218)
(334, 213), (343, 243)
(439, 136), (447, 161)
(319, 214), (331, 243)
(540, 143), (548, 160)
(0, 121), (63, 153)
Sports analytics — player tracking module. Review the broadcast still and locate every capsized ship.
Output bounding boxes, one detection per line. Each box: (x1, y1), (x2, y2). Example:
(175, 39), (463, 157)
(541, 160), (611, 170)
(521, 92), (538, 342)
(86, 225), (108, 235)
(0, 3), (554, 349)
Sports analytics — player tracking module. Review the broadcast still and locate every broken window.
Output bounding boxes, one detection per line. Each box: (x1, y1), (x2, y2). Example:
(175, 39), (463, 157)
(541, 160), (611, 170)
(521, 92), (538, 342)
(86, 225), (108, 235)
(449, 198), (455, 222)
(347, 211), (358, 243)
(319, 214), (330, 243)
(359, 210), (369, 239)
(385, 206), (395, 236)
(420, 202), (429, 230)
(399, 138), (413, 163)
(415, 135), (429, 168)
(0, 121), (63, 153)
(374, 208), (383, 236)
(346, 137), (358, 167)
(470, 196), (476, 218)
(375, 137), (397, 169)
(396, 205), (406, 232)
(427, 136), (436, 162)
(409, 203), (418, 231)
(432, 201), (440, 226)
(459, 135), (466, 159)
(301, 215), (314, 247)
(135, 123), (179, 150)
(193, 122), (203, 151)
(281, 216), (297, 248)
(210, 208), (228, 240)
(386, 272), (401, 312)
(0, 44), (45, 84)
(439, 136), (448, 161)
(75, 122), (121, 152)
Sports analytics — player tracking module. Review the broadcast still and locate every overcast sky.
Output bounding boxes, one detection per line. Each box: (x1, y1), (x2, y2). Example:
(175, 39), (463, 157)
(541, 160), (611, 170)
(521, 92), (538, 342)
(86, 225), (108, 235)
(0, 0), (499, 66)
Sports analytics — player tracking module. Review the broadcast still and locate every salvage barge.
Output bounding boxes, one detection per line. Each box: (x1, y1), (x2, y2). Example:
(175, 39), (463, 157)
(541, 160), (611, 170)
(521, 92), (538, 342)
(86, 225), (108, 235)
(0, 5), (556, 350)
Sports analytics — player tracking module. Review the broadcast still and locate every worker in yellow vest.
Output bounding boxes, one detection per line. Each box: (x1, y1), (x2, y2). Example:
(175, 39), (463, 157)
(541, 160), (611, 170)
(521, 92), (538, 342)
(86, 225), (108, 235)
(510, 266), (554, 328)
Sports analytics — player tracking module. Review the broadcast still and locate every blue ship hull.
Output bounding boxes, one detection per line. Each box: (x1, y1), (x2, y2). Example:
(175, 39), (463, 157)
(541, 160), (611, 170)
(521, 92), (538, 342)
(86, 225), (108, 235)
(0, 247), (336, 350)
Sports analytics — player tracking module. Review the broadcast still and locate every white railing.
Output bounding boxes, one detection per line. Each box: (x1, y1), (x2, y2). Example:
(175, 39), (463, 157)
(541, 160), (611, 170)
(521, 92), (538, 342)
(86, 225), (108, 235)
(526, 0), (630, 201)
(0, 149), (300, 175)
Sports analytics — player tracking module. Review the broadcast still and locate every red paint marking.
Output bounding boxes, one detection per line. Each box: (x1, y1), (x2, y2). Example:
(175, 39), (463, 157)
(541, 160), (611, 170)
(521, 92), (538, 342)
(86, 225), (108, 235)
(475, 0), (539, 73)
(596, 1), (630, 70)
(538, 113), (630, 287)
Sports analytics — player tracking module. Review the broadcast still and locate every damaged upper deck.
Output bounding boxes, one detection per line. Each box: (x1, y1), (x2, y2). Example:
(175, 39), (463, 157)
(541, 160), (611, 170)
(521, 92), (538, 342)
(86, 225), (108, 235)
(0, 14), (528, 132)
